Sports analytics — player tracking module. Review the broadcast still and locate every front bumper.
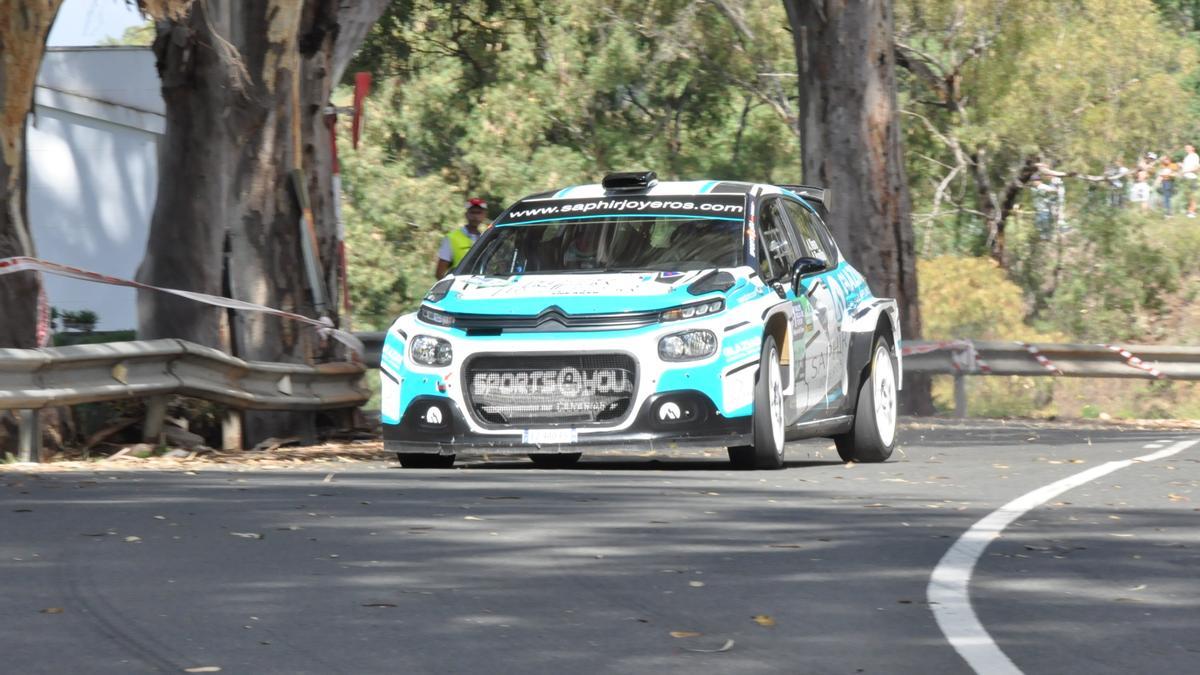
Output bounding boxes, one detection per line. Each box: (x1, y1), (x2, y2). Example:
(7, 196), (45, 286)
(384, 390), (752, 456)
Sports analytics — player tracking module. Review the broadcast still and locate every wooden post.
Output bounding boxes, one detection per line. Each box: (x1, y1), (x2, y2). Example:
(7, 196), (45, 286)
(143, 396), (168, 443)
(954, 374), (968, 419)
(17, 409), (41, 463)
(221, 409), (243, 451)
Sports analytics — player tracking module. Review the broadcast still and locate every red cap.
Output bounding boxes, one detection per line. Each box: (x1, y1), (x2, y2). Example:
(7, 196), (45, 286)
(466, 197), (488, 210)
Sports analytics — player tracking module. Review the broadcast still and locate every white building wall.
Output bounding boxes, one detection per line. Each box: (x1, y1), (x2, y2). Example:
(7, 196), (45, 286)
(26, 47), (163, 332)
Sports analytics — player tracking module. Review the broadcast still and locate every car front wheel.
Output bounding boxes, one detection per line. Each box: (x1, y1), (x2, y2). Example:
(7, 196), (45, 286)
(834, 335), (897, 463)
(728, 335), (786, 470)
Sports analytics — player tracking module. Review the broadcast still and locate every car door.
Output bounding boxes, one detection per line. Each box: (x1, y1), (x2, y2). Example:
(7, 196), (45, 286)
(780, 198), (844, 417)
(755, 197), (815, 424)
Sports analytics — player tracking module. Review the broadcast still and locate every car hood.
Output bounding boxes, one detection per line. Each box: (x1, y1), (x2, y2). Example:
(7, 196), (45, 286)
(431, 271), (735, 315)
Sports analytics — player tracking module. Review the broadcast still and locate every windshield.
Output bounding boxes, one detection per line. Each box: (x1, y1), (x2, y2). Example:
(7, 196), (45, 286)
(461, 216), (744, 275)
(460, 194), (747, 276)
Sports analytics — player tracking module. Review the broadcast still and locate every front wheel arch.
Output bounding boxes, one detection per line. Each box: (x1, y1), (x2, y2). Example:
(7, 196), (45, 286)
(834, 333), (897, 463)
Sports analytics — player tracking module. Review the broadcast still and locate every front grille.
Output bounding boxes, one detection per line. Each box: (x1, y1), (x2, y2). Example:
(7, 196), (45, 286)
(463, 353), (637, 426)
(448, 306), (662, 334)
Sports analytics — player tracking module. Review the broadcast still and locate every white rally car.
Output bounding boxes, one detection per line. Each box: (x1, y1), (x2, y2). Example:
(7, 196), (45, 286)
(381, 172), (901, 469)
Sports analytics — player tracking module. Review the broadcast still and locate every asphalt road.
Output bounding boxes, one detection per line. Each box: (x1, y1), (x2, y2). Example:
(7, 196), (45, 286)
(2, 423), (1197, 675)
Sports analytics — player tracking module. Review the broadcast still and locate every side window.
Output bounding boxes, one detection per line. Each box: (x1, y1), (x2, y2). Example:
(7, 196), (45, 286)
(811, 213), (840, 265)
(757, 199), (798, 279)
(781, 199), (831, 261)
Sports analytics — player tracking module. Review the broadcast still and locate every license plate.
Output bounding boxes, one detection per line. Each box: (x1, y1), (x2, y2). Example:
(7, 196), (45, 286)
(522, 428), (578, 444)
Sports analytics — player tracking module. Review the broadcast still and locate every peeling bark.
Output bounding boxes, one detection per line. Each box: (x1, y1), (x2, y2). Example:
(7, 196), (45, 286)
(782, 0), (932, 414)
(0, 0), (63, 348)
(138, 0), (383, 444)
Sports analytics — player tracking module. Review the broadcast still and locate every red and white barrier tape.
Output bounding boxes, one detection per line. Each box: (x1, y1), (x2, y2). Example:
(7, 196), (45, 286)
(1017, 341), (1062, 375)
(0, 256), (362, 357)
(1101, 344), (1164, 379)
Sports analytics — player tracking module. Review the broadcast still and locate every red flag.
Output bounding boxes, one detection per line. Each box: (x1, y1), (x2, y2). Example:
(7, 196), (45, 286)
(352, 72), (371, 149)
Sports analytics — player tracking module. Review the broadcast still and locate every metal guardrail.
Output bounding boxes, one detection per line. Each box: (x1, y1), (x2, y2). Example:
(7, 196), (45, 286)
(902, 339), (1200, 417)
(1, 339), (368, 462)
(358, 331), (385, 370)
(902, 340), (1200, 379)
(9, 334), (1180, 461)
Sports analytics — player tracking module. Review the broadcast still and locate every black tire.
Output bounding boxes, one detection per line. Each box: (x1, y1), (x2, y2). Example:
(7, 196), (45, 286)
(528, 453), (582, 468)
(833, 335), (897, 463)
(396, 453), (456, 468)
(727, 335), (786, 470)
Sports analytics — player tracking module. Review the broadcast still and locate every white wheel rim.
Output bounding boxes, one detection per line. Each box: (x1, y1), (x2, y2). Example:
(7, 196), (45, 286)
(873, 344), (897, 447)
(769, 347), (784, 453)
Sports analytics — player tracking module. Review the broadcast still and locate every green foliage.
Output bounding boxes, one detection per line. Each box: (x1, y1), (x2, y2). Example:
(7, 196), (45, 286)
(1041, 218), (1180, 342)
(899, 0), (1199, 255)
(339, 0), (798, 327)
(58, 309), (99, 332)
(99, 20), (154, 47)
(918, 256), (1061, 340)
(919, 256), (1062, 418)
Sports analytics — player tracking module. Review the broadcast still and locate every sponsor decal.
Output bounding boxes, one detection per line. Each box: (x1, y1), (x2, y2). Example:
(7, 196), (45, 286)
(458, 275), (669, 298)
(471, 367), (632, 399)
(381, 344), (405, 374)
(722, 336), (759, 361)
(460, 276), (514, 289)
(503, 196), (745, 223)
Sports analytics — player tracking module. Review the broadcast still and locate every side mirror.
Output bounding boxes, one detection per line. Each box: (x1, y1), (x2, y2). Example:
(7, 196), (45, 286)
(791, 256), (827, 294)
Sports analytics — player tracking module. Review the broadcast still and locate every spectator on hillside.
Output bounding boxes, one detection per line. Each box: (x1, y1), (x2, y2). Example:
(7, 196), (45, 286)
(1180, 143), (1200, 217)
(1031, 175), (1059, 239)
(1129, 170), (1152, 210)
(1138, 151), (1158, 176)
(1104, 158), (1130, 207)
(1155, 155), (1177, 216)
(1051, 176), (1068, 230)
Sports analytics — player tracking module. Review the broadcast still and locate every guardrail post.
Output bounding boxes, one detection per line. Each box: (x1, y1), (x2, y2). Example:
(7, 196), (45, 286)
(953, 373), (968, 419)
(17, 410), (41, 463)
(221, 410), (242, 451)
(143, 396), (168, 443)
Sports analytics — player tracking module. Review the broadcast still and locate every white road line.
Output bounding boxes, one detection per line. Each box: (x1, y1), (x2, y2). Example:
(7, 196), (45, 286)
(927, 438), (1199, 675)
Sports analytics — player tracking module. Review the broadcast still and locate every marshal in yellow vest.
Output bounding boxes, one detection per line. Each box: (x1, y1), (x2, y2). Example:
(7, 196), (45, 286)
(447, 228), (475, 266)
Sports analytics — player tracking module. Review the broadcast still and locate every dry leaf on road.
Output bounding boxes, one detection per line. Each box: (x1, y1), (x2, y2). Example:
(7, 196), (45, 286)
(670, 631), (702, 638)
(752, 615), (776, 627)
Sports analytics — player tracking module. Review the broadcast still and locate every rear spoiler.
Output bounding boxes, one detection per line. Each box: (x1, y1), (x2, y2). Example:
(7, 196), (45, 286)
(776, 184), (830, 215)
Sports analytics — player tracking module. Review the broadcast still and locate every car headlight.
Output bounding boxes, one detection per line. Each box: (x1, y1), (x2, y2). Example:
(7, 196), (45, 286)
(659, 329), (717, 361)
(411, 335), (453, 366)
(418, 305), (455, 327)
(661, 299), (724, 322)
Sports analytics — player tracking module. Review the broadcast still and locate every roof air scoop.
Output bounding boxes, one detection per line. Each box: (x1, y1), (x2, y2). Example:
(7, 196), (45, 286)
(602, 171), (658, 191)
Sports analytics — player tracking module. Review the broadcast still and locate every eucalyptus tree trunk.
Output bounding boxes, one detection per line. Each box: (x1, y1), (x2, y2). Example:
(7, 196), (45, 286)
(782, 0), (933, 414)
(138, 0), (386, 445)
(0, 0), (62, 348)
